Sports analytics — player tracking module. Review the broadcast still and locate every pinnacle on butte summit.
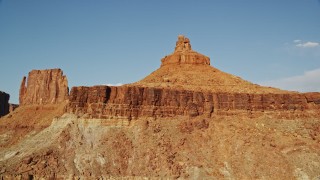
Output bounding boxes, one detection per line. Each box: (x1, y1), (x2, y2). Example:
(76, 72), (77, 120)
(175, 35), (192, 52)
(161, 35), (210, 66)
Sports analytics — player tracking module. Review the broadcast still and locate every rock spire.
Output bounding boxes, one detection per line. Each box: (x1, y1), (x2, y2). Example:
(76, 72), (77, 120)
(175, 35), (192, 52)
(161, 35), (210, 66)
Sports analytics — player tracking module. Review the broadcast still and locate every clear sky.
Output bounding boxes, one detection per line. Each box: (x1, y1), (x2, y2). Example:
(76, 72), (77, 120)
(1, 0), (320, 104)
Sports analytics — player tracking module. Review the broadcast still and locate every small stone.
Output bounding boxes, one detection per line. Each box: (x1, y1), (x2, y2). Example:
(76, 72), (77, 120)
(23, 157), (33, 164)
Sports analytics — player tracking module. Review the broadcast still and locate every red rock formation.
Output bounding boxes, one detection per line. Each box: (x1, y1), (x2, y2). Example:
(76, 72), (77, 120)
(161, 35), (210, 66)
(0, 91), (10, 117)
(68, 86), (320, 119)
(65, 36), (320, 119)
(19, 69), (69, 105)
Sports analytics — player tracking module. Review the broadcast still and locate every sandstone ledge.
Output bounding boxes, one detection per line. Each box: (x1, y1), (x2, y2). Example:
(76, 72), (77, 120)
(67, 85), (320, 119)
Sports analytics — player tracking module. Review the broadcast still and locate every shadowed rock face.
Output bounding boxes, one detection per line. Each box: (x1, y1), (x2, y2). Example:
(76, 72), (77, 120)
(68, 85), (320, 119)
(0, 91), (9, 117)
(19, 69), (69, 105)
(161, 35), (210, 66)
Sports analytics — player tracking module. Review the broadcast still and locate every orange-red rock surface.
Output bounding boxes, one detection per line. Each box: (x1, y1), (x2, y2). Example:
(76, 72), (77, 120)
(0, 91), (9, 117)
(19, 69), (69, 105)
(68, 85), (320, 119)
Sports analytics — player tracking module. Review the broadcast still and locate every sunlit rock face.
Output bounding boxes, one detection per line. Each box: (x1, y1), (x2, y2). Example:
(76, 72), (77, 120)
(19, 69), (69, 105)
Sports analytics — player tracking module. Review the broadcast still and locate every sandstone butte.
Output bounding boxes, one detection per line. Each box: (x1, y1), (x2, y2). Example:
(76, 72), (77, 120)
(19, 68), (69, 105)
(0, 35), (320, 179)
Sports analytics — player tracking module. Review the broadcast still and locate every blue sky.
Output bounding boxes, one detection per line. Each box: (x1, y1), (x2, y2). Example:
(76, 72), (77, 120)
(0, 0), (320, 104)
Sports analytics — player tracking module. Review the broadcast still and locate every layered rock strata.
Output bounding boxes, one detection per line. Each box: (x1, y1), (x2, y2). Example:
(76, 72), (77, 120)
(19, 69), (69, 105)
(0, 91), (10, 117)
(161, 35), (210, 66)
(68, 86), (320, 119)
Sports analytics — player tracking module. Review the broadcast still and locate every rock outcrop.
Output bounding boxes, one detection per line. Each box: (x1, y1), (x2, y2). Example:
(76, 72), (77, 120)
(0, 91), (9, 117)
(19, 69), (69, 105)
(68, 86), (320, 119)
(161, 35), (210, 66)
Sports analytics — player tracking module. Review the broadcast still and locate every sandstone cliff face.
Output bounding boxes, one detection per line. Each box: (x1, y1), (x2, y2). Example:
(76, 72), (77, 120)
(0, 91), (10, 117)
(161, 35), (210, 66)
(68, 86), (320, 119)
(19, 69), (69, 105)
